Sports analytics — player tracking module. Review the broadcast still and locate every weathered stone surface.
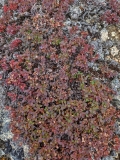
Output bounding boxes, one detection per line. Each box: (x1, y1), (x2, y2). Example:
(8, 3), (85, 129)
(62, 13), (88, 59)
(0, 0), (7, 5)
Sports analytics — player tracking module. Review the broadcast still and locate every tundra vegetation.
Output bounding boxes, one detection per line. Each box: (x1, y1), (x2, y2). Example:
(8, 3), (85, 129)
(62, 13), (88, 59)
(0, 0), (120, 159)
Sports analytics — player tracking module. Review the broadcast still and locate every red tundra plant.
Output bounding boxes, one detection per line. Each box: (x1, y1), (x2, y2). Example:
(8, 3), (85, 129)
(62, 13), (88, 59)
(3, 5), (10, 13)
(101, 0), (120, 24)
(0, 0), (120, 160)
(9, 2), (18, 11)
(0, 17), (7, 33)
(8, 71), (120, 160)
(7, 0), (37, 13)
(0, 24), (6, 33)
(7, 92), (17, 102)
(6, 23), (20, 35)
(9, 38), (22, 50)
(101, 10), (119, 24)
(3, 3), (18, 13)
(109, 0), (120, 15)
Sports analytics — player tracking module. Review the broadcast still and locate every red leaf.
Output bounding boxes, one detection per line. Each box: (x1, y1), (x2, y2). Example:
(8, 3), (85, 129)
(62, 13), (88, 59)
(9, 39), (22, 50)
(9, 3), (18, 11)
(7, 24), (20, 35)
(19, 83), (26, 90)
(3, 5), (10, 12)
(0, 25), (6, 32)
(8, 92), (17, 101)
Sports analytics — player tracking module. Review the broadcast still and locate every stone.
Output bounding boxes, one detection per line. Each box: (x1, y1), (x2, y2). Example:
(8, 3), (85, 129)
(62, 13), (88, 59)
(69, 6), (82, 20)
(0, 0), (7, 6)
(111, 78), (120, 92)
(114, 120), (120, 135)
(101, 156), (115, 160)
(110, 46), (119, 57)
(0, 149), (5, 157)
(110, 150), (119, 158)
(0, 139), (5, 150)
(101, 28), (109, 42)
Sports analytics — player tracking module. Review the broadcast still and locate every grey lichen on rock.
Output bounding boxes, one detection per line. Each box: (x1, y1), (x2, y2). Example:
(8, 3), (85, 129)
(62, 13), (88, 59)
(69, 6), (82, 20)
(0, 0), (7, 5)
(115, 120), (120, 136)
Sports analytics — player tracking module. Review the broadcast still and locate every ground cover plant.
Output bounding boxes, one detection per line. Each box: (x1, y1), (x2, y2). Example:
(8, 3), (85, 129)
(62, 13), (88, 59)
(101, 0), (120, 24)
(0, 0), (120, 159)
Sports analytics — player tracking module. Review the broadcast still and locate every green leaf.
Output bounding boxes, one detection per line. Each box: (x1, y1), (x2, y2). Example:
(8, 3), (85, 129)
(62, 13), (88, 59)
(52, 38), (61, 45)
(90, 80), (96, 85)
(26, 29), (32, 34)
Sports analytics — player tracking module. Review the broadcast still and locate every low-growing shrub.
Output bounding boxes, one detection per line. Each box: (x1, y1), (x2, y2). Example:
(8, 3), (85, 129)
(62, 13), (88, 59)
(101, 0), (120, 24)
(0, 0), (120, 159)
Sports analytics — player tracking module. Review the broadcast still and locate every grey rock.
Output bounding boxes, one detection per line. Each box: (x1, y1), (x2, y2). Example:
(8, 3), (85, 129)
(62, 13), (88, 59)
(0, 84), (4, 93)
(0, 149), (5, 156)
(88, 62), (99, 71)
(90, 39), (105, 60)
(110, 77), (120, 109)
(2, 122), (9, 133)
(111, 99), (120, 109)
(111, 78), (120, 92)
(97, 48), (104, 60)
(0, 9), (2, 17)
(31, 3), (43, 15)
(0, 0), (7, 5)
(114, 120), (120, 135)
(91, 40), (100, 51)
(69, 6), (82, 20)
(102, 156), (115, 160)
(110, 150), (119, 158)
(8, 85), (15, 91)
(64, 18), (72, 26)
(105, 40), (114, 48)
(95, 0), (107, 6)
